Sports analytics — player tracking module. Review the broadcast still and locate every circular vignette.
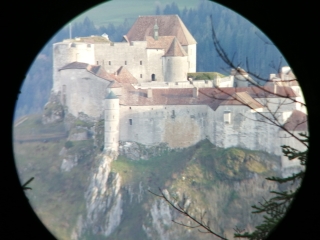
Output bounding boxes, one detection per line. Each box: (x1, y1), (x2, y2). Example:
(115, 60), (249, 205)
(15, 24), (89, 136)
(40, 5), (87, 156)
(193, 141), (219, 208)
(5, 0), (319, 239)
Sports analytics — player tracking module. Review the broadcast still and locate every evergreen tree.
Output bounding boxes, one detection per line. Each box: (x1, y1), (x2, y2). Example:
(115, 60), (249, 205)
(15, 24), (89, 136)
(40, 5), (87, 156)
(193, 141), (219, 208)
(234, 134), (308, 239)
(155, 5), (161, 15)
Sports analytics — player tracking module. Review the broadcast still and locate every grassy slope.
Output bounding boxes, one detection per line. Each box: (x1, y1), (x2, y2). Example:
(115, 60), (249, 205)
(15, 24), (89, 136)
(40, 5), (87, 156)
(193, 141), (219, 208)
(14, 138), (95, 240)
(70, 0), (199, 26)
(109, 140), (280, 239)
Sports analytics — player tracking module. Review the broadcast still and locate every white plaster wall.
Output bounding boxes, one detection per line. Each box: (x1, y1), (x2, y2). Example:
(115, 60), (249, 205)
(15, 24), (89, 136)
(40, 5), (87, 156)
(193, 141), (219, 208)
(209, 105), (282, 155)
(104, 98), (120, 151)
(117, 102), (287, 155)
(53, 42), (95, 93)
(74, 43), (95, 64)
(132, 81), (213, 89)
(163, 56), (188, 82)
(186, 44), (197, 72)
(60, 69), (111, 119)
(119, 105), (208, 148)
(53, 43), (76, 93)
(94, 41), (148, 82)
(147, 49), (165, 82)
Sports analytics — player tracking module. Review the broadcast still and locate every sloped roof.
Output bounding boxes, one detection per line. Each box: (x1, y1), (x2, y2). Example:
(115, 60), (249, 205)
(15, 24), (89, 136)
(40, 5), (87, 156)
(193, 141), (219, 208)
(216, 86), (297, 98)
(126, 15), (197, 45)
(118, 84), (299, 112)
(114, 66), (138, 84)
(122, 35), (130, 43)
(146, 36), (175, 51)
(59, 62), (115, 81)
(119, 87), (266, 111)
(69, 36), (112, 43)
(220, 92), (264, 109)
(59, 62), (88, 70)
(282, 110), (308, 132)
(164, 37), (187, 57)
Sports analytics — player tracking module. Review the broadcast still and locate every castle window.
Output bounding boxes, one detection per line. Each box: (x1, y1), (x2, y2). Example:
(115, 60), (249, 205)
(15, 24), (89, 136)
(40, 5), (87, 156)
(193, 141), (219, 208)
(140, 61), (142, 65)
(151, 74), (155, 81)
(97, 61), (99, 65)
(129, 119), (132, 125)
(129, 107), (131, 109)
(109, 61), (111, 65)
(140, 74), (142, 78)
(171, 110), (176, 119)
(125, 61), (127, 65)
(224, 110), (231, 124)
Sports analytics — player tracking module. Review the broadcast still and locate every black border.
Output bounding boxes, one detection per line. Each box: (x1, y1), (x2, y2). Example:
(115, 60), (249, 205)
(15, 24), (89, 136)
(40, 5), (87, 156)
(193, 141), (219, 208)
(4, 0), (319, 239)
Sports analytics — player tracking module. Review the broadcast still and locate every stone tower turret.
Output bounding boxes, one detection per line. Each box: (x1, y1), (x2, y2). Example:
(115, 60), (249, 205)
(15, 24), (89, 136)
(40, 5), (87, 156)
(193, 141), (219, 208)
(104, 90), (120, 152)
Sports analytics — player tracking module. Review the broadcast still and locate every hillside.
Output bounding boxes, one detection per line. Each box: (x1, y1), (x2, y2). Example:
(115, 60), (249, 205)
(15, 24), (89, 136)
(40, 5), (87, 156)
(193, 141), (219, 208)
(13, 114), (290, 240)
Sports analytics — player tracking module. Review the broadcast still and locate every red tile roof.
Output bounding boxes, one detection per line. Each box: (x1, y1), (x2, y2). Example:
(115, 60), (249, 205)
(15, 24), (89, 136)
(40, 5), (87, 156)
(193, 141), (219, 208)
(220, 92), (264, 109)
(282, 110), (308, 131)
(126, 15), (196, 45)
(146, 36), (175, 52)
(120, 87), (264, 111)
(114, 66), (138, 84)
(118, 84), (300, 111)
(59, 62), (115, 81)
(146, 36), (187, 57)
(212, 86), (296, 98)
(164, 37), (187, 57)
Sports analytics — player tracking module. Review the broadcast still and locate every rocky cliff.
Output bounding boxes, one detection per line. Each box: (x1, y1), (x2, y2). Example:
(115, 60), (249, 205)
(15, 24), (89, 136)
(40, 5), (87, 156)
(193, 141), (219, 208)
(14, 114), (299, 240)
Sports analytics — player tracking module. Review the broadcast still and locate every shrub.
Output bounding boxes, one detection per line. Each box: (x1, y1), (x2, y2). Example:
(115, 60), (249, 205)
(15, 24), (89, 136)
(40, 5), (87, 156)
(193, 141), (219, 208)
(64, 141), (73, 149)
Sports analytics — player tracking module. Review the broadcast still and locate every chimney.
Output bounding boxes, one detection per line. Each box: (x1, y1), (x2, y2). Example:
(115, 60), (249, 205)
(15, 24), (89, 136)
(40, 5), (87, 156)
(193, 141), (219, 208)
(193, 87), (198, 98)
(154, 19), (159, 40)
(270, 73), (276, 80)
(147, 88), (152, 98)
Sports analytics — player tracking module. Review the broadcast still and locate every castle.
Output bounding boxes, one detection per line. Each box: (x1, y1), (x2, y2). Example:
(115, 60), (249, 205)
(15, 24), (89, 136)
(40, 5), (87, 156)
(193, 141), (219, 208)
(52, 15), (307, 173)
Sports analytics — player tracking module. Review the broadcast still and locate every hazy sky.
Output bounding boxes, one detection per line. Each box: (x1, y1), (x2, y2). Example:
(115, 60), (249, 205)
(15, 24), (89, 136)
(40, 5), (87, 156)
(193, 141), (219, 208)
(70, 0), (202, 26)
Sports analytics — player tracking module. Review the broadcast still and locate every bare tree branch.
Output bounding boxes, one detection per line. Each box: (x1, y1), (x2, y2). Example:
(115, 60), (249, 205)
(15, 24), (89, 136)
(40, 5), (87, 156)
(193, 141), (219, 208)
(148, 188), (228, 240)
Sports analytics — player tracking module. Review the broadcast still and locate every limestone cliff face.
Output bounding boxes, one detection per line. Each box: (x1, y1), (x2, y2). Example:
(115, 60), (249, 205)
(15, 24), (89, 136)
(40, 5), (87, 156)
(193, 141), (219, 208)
(69, 142), (287, 240)
(71, 152), (123, 239)
(42, 100), (64, 124)
(85, 154), (122, 236)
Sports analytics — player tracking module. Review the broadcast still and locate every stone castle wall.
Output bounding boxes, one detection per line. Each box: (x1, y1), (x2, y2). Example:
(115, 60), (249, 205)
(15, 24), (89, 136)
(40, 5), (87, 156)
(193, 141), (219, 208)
(104, 97), (120, 151)
(118, 102), (285, 156)
(94, 41), (148, 81)
(147, 49), (166, 82)
(60, 69), (111, 119)
(184, 44), (197, 73)
(163, 56), (189, 82)
(119, 105), (208, 148)
(53, 42), (96, 93)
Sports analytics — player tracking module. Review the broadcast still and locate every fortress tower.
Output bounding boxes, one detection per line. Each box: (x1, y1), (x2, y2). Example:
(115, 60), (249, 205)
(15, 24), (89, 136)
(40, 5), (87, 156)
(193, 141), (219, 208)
(104, 91), (120, 152)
